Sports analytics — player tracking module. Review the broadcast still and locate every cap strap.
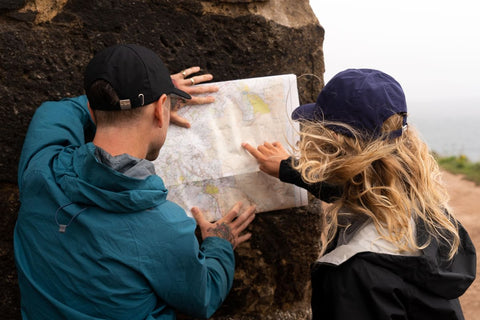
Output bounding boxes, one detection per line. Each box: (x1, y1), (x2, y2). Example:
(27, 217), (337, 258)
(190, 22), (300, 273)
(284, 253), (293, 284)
(386, 114), (408, 139)
(119, 99), (132, 110)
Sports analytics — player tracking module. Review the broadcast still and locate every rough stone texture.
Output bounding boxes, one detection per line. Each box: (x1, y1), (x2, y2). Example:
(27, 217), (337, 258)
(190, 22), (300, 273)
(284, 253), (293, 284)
(209, 200), (323, 319)
(0, 0), (325, 318)
(0, 0), (26, 10)
(16, 0), (69, 23)
(0, 184), (20, 320)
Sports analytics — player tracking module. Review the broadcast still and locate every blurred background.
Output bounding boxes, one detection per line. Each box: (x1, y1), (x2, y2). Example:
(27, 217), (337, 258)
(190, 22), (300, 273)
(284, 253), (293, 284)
(310, 0), (480, 161)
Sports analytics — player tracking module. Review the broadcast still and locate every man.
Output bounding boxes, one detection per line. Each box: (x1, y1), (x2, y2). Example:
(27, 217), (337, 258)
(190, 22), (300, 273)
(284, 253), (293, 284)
(14, 44), (256, 319)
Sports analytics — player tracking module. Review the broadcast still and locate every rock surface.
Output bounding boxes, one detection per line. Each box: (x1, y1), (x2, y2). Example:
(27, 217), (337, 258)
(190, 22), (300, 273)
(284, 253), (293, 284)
(0, 0), (325, 318)
(0, 0), (25, 10)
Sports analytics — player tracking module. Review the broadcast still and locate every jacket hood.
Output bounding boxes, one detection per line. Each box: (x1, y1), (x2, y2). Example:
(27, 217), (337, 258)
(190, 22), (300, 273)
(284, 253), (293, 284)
(53, 143), (168, 213)
(361, 222), (476, 300)
(317, 219), (476, 300)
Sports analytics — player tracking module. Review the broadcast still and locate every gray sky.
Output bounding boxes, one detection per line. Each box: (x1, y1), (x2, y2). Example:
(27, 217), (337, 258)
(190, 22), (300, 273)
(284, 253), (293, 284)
(310, 0), (480, 104)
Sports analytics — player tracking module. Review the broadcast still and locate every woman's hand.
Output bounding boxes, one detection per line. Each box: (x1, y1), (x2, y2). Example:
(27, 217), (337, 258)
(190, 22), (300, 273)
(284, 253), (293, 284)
(242, 141), (290, 178)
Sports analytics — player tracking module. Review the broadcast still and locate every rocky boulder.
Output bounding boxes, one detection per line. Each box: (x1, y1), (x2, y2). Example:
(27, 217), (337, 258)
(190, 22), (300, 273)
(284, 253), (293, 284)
(0, 0), (325, 318)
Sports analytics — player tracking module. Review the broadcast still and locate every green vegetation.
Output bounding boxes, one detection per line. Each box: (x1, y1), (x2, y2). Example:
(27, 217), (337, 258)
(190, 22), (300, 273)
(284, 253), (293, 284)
(435, 154), (480, 185)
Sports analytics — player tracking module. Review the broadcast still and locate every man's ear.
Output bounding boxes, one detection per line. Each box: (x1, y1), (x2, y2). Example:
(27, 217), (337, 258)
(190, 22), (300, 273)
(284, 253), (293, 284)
(154, 94), (169, 127)
(87, 101), (96, 124)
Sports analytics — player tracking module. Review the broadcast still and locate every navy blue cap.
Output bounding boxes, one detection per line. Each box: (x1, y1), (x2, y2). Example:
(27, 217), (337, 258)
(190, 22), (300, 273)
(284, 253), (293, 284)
(84, 44), (191, 110)
(292, 69), (407, 139)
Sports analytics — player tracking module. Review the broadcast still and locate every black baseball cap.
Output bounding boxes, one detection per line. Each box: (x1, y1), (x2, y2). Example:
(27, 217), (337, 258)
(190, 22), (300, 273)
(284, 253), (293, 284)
(292, 69), (407, 139)
(84, 44), (191, 110)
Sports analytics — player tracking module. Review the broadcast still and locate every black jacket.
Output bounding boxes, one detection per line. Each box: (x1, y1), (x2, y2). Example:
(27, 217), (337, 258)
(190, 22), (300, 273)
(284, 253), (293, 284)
(279, 158), (342, 203)
(279, 158), (476, 320)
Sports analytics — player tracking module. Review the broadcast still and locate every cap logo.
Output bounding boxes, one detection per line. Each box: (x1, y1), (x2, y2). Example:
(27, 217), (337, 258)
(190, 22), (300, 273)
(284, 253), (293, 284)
(119, 99), (132, 110)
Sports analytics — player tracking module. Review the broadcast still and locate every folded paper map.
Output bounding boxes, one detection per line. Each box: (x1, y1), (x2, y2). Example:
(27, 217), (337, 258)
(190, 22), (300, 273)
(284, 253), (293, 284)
(153, 74), (308, 221)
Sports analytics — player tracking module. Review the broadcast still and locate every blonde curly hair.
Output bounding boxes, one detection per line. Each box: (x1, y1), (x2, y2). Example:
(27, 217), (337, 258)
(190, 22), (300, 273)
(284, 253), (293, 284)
(293, 114), (460, 259)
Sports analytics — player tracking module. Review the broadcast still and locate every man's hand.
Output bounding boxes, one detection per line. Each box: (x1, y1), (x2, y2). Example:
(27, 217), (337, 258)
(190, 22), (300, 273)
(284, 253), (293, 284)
(170, 66), (219, 128)
(191, 202), (256, 249)
(242, 141), (290, 178)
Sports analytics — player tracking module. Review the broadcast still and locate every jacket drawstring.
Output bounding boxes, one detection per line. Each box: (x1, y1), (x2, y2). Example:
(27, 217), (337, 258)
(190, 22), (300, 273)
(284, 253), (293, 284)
(55, 203), (88, 233)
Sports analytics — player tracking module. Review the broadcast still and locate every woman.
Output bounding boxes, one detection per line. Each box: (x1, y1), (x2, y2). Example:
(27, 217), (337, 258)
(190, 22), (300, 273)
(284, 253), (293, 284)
(242, 68), (476, 319)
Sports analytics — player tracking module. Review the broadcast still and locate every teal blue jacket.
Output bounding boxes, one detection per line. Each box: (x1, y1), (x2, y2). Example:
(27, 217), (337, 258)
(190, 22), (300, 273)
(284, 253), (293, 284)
(14, 96), (235, 319)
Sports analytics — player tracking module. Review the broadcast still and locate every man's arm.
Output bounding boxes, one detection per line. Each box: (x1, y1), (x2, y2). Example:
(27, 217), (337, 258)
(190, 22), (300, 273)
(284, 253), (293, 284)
(142, 203), (255, 318)
(18, 96), (95, 190)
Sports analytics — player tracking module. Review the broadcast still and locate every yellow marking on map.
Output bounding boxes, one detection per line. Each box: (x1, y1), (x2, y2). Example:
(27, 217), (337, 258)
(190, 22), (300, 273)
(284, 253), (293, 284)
(205, 184), (219, 195)
(248, 93), (270, 114)
(242, 84), (270, 114)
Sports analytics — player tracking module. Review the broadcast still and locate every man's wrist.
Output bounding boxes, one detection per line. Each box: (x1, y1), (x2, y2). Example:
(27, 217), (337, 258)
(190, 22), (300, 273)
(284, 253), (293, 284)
(206, 222), (235, 247)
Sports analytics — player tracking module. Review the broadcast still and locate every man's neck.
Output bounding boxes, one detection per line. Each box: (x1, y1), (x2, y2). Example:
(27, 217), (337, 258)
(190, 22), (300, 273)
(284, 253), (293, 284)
(93, 127), (148, 160)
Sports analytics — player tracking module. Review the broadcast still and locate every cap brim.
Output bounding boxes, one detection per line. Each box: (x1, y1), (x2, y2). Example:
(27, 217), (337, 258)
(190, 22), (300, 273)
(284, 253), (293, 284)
(171, 87), (192, 100)
(291, 103), (316, 121)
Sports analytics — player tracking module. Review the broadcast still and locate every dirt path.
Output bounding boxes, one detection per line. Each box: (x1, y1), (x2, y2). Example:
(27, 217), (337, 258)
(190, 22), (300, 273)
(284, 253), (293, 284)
(442, 171), (480, 320)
